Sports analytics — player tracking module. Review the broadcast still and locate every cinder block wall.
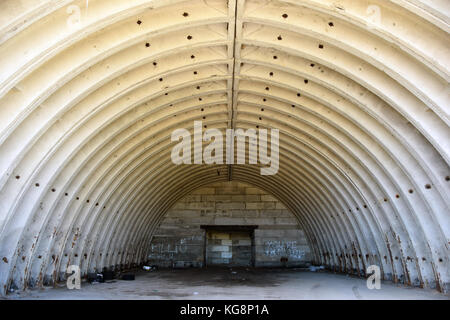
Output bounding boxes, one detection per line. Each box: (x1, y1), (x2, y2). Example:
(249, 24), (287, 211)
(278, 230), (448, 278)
(148, 181), (311, 268)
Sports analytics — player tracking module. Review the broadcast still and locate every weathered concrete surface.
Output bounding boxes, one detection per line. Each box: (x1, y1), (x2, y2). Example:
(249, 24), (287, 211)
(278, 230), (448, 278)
(0, 0), (448, 296)
(5, 268), (449, 300)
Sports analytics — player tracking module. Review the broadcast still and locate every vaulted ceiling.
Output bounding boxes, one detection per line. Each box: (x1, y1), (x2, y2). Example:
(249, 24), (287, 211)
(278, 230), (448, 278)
(0, 0), (449, 295)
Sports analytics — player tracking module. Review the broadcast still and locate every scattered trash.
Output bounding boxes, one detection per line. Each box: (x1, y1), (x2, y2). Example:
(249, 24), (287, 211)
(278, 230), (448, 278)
(88, 272), (104, 283)
(309, 265), (325, 272)
(143, 265), (158, 271)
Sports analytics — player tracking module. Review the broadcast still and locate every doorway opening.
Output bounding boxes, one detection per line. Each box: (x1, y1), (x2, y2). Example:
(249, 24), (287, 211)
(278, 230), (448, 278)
(201, 225), (258, 267)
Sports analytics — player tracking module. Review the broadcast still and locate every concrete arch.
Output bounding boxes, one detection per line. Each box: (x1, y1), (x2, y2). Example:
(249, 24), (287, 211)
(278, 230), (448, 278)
(0, 0), (448, 295)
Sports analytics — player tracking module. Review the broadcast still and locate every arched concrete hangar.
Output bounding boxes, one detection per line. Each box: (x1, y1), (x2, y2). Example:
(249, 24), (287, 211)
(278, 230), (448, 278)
(0, 0), (448, 298)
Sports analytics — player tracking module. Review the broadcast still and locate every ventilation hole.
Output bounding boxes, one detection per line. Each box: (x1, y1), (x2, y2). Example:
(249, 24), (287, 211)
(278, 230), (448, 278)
(137, 20), (142, 25)
(76, 197), (80, 200)
(65, 193), (68, 196)
(196, 86), (200, 89)
(297, 93), (301, 97)
(395, 194), (400, 198)
(145, 43), (150, 47)
(263, 98), (267, 102)
(422, 257), (426, 261)
(328, 22), (334, 27)
(265, 87), (269, 91)
(191, 55), (195, 59)
(282, 13), (288, 18)
(199, 98), (202, 101)
(15, 175), (20, 179)
(193, 71), (198, 75)
(439, 258), (443, 262)
(269, 72), (274, 76)
(256, 125), (259, 128)
(51, 188), (56, 192)
(408, 189), (414, 194)
(277, 35), (282, 40)
(103, 206), (106, 209)
(159, 78), (163, 81)
(395, 256), (398, 260)
(35, 183), (40, 187)
(425, 184), (431, 189)
(38, 256), (42, 259)
(356, 207), (359, 211)
(304, 79), (309, 84)
(319, 44), (324, 49)
(187, 35), (192, 40)
(445, 175), (450, 181)
(202, 116), (206, 120)
(363, 204), (367, 208)
(74, 254), (78, 257)
(259, 117), (262, 120)
(95, 203), (99, 206)
(261, 108), (264, 112)
(384, 198), (388, 202)
(204, 125), (207, 128)
(201, 108), (204, 112)
(182, 12), (189, 17)
(291, 105), (295, 108)
(86, 200), (90, 203)
(273, 55), (278, 59)
(310, 63), (315, 67)
(165, 93), (168, 96)
(153, 62), (157, 66)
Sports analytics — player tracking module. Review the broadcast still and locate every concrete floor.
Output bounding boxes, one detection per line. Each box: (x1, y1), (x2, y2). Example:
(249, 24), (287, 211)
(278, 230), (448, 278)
(5, 268), (449, 300)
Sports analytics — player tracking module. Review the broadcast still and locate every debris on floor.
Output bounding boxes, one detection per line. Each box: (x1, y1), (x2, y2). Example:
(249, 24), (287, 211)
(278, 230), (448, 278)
(143, 265), (158, 271)
(309, 266), (325, 272)
(88, 272), (104, 284)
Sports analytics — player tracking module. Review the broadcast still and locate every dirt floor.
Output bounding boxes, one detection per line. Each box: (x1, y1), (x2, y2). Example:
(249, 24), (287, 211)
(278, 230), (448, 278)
(5, 268), (449, 300)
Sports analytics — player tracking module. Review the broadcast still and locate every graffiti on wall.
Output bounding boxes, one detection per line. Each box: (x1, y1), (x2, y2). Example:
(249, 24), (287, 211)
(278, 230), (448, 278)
(263, 240), (305, 260)
(148, 235), (198, 260)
